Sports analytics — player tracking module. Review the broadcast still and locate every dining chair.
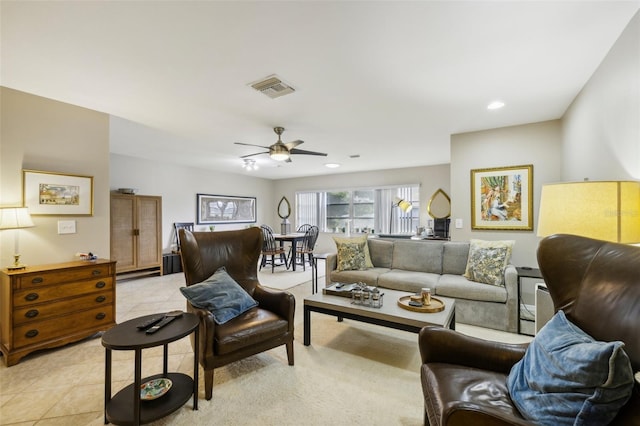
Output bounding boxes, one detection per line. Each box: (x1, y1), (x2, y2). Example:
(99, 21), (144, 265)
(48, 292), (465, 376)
(293, 225), (319, 271)
(260, 225), (289, 272)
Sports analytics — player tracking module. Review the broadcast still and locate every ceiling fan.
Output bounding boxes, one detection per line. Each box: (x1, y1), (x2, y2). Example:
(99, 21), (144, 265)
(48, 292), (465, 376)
(235, 127), (327, 162)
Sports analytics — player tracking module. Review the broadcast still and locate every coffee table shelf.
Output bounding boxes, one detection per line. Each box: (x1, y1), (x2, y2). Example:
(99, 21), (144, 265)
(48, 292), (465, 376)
(303, 288), (455, 346)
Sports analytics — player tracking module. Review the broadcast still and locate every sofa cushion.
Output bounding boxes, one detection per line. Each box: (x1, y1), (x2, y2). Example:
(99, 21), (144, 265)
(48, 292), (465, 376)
(330, 267), (389, 287)
(391, 240), (444, 274)
(463, 239), (514, 286)
(333, 235), (373, 268)
(508, 310), (634, 426)
(180, 267), (258, 325)
(335, 240), (367, 271)
(367, 238), (394, 268)
(377, 270), (440, 293)
(436, 274), (507, 303)
(442, 242), (470, 275)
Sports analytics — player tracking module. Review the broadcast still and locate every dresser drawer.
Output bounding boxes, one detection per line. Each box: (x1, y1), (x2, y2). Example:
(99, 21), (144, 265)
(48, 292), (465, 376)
(13, 291), (114, 325)
(13, 278), (114, 307)
(14, 264), (113, 289)
(13, 305), (115, 349)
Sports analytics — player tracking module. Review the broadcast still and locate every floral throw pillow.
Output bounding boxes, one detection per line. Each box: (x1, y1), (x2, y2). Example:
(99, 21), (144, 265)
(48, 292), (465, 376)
(333, 235), (373, 268)
(335, 240), (367, 272)
(463, 239), (514, 286)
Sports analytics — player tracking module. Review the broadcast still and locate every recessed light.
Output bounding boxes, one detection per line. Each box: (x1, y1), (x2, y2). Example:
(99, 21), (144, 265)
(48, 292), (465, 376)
(487, 101), (505, 110)
(324, 163), (340, 169)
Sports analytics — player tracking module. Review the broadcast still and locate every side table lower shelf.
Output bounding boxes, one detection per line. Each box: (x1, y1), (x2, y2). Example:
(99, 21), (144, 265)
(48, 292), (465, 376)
(106, 373), (193, 425)
(102, 312), (199, 426)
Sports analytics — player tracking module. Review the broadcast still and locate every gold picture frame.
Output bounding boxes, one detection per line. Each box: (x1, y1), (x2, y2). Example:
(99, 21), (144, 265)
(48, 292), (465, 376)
(23, 169), (94, 216)
(471, 165), (533, 231)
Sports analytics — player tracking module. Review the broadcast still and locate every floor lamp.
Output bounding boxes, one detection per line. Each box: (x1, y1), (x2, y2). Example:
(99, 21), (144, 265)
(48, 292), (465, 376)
(0, 207), (35, 270)
(389, 197), (413, 234)
(537, 181), (640, 243)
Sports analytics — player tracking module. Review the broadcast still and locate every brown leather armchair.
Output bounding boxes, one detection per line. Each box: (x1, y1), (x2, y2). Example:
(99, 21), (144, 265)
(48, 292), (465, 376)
(179, 228), (295, 400)
(418, 234), (639, 426)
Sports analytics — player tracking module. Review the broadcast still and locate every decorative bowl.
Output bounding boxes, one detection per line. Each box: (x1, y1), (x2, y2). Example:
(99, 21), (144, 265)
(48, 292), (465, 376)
(118, 188), (138, 194)
(140, 378), (172, 401)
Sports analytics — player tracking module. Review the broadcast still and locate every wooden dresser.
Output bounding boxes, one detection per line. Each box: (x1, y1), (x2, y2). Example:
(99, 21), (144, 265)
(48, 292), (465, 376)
(0, 259), (116, 366)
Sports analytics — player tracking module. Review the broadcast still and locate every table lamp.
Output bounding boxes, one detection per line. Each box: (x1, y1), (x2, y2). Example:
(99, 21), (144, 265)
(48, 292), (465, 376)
(0, 207), (35, 270)
(389, 197), (413, 234)
(537, 181), (640, 243)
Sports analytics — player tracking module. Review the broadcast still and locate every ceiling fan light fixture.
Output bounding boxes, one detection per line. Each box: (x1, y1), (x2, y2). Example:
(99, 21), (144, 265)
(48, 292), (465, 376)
(270, 145), (290, 161)
(242, 159), (258, 171)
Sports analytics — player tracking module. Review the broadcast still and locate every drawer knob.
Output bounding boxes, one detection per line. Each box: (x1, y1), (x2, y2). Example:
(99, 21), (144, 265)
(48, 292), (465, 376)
(95, 312), (106, 320)
(92, 270), (102, 276)
(95, 295), (106, 303)
(31, 277), (44, 284)
(25, 293), (39, 302)
(25, 329), (39, 338)
(95, 281), (106, 289)
(25, 309), (39, 318)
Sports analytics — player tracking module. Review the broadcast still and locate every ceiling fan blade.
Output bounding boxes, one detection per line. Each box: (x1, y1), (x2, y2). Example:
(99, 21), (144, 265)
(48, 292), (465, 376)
(234, 142), (271, 150)
(289, 148), (328, 156)
(284, 140), (304, 150)
(241, 152), (269, 158)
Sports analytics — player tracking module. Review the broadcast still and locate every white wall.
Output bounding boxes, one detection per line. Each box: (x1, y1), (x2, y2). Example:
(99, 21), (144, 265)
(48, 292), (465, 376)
(273, 164), (450, 253)
(0, 87), (111, 265)
(562, 10), (640, 180)
(450, 120), (563, 267)
(110, 153), (274, 251)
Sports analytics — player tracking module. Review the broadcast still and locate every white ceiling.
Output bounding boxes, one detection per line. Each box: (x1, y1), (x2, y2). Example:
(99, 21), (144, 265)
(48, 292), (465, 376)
(2, 1), (639, 179)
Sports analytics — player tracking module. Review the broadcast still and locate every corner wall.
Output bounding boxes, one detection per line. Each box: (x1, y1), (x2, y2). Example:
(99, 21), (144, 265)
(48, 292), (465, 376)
(562, 10), (640, 180)
(0, 87), (110, 266)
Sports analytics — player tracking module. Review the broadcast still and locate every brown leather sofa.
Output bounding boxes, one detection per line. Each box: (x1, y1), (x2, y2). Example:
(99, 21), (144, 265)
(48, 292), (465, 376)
(418, 234), (639, 425)
(179, 228), (295, 400)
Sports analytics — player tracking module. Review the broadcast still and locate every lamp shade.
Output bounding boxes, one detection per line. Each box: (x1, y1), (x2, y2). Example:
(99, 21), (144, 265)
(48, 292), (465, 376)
(537, 181), (640, 243)
(0, 207), (35, 230)
(393, 197), (413, 213)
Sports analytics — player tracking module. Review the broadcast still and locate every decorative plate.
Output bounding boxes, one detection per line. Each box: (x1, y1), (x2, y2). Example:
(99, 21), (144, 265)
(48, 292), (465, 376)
(140, 378), (172, 401)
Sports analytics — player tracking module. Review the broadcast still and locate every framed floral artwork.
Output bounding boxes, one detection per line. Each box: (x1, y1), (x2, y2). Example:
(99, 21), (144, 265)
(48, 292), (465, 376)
(471, 165), (533, 230)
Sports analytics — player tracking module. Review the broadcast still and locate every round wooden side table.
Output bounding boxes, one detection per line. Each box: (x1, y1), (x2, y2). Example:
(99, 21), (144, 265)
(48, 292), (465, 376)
(102, 312), (199, 425)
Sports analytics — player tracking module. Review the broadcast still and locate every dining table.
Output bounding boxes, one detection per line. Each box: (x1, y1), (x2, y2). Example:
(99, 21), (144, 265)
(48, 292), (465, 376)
(273, 232), (306, 271)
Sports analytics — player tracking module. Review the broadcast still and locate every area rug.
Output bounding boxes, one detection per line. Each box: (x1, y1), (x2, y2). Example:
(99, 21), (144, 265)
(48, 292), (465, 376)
(258, 259), (325, 291)
(91, 277), (423, 426)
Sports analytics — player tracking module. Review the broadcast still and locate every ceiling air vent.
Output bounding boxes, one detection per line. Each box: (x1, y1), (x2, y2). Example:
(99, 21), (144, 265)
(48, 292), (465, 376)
(250, 75), (295, 99)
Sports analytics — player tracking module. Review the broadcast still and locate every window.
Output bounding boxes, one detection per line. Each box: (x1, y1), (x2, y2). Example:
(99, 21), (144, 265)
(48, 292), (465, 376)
(296, 185), (419, 234)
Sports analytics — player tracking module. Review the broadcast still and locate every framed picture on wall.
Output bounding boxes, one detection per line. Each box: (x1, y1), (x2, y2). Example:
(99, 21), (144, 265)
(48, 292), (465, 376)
(23, 169), (94, 216)
(471, 164), (533, 230)
(197, 194), (257, 225)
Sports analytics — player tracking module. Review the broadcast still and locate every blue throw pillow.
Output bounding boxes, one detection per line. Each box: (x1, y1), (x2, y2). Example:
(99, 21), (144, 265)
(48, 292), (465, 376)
(507, 310), (634, 426)
(180, 267), (258, 325)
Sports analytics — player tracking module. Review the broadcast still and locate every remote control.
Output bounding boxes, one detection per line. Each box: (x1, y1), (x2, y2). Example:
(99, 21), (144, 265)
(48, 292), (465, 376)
(136, 314), (165, 330)
(145, 316), (176, 334)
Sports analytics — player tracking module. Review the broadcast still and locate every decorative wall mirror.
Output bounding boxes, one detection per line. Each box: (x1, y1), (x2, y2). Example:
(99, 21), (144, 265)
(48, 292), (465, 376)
(277, 196), (291, 219)
(427, 189), (451, 219)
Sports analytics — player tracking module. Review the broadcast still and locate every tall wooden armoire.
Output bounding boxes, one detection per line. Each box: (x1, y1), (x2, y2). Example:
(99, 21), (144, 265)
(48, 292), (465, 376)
(110, 194), (163, 276)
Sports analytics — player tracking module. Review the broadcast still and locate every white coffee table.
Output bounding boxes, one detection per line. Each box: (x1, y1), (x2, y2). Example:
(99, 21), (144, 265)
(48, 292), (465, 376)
(303, 288), (455, 346)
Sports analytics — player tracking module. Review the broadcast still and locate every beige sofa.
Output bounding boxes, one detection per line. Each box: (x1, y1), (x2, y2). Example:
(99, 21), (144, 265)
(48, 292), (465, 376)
(325, 238), (518, 332)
